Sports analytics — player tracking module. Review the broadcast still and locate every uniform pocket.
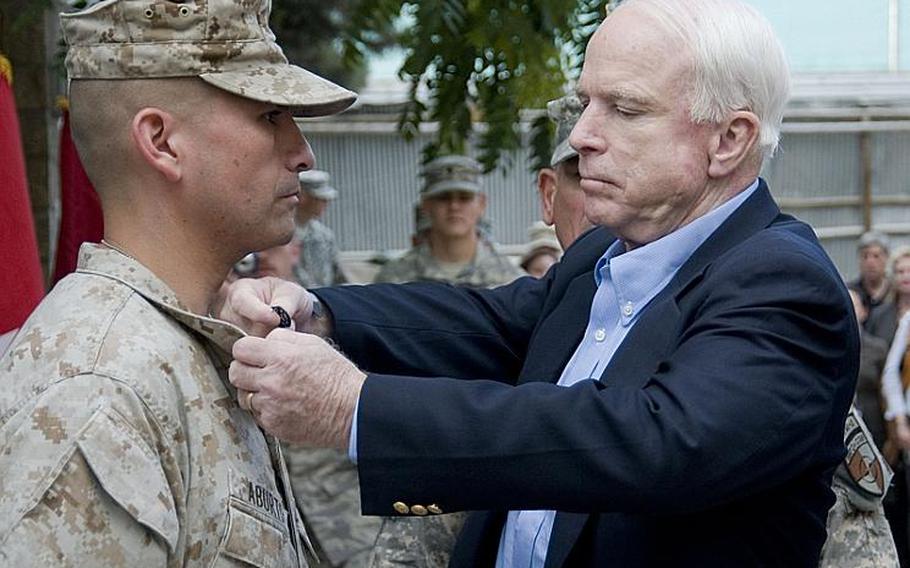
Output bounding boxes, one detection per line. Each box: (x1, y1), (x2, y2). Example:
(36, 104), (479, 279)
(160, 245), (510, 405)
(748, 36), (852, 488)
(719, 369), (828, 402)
(76, 405), (179, 553)
(214, 498), (298, 568)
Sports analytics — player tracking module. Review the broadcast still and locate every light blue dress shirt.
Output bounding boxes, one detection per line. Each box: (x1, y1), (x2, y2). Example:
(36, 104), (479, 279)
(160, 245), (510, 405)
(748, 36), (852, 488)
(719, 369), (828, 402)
(349, 180), (760, 568)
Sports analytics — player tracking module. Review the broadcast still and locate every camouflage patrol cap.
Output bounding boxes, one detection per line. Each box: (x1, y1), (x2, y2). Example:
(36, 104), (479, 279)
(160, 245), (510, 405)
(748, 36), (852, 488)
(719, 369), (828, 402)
(60, 0), (356, 117)
(420, 155), (483, 199)
(547, 95), (583, 166)
(297, 169), (338, 201)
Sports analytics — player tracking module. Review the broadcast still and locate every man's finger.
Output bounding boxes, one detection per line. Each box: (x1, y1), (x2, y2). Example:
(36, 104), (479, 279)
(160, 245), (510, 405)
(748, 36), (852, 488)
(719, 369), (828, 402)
(229, 360), (261, 392)
(268, 281), (310, 324)
(232, 335), (272, 366)
(266, 326), (305, 344)
(232, 284), (280, 326)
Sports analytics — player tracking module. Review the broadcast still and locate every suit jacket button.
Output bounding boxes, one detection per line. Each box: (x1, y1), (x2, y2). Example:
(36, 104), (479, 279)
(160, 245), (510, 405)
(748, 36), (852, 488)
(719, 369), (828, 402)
(427, 504), (443, 515)
(393, 502), (409, 514)
(411, 504), (428, 516)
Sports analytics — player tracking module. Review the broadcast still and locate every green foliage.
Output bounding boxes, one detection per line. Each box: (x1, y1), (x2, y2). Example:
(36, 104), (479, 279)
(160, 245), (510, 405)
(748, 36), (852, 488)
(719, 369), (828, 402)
(271, 0), (378, 90)
(342, 0), (608, 173)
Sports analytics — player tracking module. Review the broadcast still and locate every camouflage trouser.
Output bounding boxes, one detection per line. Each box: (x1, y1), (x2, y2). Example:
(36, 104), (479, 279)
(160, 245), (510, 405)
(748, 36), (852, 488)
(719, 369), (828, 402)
(284, 445), (382, 568)
(819, 484), (899, 568)
(368, 513), (468, 568)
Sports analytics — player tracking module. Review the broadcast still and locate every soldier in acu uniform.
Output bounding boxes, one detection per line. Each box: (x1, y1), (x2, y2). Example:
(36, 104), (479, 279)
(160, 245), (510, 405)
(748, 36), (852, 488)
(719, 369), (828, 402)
(819, 406), (899, 567)
(374, 155), (524, 287)
(0, 0), (355, 566)
(294, 170), (347, 289)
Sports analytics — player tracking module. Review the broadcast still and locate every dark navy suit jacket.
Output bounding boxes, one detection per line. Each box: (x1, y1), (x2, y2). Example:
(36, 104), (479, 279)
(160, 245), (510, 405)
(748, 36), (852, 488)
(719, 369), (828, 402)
(316, 182), (858, 567)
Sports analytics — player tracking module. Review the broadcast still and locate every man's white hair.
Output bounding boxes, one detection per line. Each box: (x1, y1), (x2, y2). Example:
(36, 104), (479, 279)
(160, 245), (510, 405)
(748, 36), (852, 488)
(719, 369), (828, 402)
(614, 0), (791, 159)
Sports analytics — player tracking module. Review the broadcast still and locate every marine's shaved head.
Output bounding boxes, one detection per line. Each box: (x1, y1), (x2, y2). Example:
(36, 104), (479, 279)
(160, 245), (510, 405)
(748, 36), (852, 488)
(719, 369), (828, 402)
(69, 78), (211, 199)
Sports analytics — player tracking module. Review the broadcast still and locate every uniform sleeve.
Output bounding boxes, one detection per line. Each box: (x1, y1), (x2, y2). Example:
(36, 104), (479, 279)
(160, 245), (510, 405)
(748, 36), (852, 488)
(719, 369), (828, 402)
(881, 313), (910, 419)
(0, 375), (178, 566)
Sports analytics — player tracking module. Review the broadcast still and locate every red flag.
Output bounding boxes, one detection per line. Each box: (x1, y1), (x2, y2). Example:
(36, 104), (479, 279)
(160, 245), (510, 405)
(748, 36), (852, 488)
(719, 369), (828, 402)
(52, 103), (104, 283)
(0, 53), (44, 341)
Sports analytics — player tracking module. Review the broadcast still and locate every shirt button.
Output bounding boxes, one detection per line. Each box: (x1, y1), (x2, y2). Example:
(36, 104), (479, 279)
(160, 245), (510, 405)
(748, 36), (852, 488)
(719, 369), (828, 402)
(594, 328), (606, 342)
(622, 302), (634, 317)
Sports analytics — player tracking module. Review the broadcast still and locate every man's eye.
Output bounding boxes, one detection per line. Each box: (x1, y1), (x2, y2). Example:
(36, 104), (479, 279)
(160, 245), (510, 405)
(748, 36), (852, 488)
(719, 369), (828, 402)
(264, 110), (284, 124)
(615, 106), (639, 118)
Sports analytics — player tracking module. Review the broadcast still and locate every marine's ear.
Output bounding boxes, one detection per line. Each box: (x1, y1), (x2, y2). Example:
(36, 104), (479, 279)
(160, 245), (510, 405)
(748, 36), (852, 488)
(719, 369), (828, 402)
(130, 107), (183, 183)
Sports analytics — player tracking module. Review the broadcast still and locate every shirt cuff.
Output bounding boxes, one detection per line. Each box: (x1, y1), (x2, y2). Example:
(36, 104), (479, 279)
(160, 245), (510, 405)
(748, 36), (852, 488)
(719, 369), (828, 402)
(348, 396), (360, 464)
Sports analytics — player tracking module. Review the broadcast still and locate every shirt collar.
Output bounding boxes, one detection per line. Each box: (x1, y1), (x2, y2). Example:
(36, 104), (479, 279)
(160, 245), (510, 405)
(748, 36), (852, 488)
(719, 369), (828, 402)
(75, 243), (246, 356)
(594, 178), (760, 321)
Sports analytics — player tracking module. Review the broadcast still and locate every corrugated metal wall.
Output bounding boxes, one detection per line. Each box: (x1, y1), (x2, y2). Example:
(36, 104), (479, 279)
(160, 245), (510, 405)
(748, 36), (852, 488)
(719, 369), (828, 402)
(303, 128), (539, 254)
(301, 119), (910, 281)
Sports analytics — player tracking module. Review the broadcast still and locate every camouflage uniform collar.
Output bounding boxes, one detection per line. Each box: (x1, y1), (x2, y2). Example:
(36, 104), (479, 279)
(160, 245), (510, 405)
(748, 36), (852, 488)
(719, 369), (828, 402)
(75, 243), (246, 354)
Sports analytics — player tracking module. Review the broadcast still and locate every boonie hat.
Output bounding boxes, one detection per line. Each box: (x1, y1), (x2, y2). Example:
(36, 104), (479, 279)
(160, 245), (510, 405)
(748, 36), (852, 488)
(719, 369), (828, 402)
(547, 95), (583, 167)
(298, 170), (338, 201)
(420, 155), (483, 199)
(60, 0), (356, 117)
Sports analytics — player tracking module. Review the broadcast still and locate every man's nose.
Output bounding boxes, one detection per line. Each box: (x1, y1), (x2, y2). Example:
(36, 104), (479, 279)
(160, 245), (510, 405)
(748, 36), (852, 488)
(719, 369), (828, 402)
(287, 123), (316, 173)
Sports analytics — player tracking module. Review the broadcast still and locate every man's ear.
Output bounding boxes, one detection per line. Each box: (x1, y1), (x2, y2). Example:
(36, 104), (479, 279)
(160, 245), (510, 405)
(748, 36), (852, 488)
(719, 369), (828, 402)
(707, 110), (761, 179)
(476, 192), (488, 214)
(537, 168), (557, 226)
(130, 108), (183, 183)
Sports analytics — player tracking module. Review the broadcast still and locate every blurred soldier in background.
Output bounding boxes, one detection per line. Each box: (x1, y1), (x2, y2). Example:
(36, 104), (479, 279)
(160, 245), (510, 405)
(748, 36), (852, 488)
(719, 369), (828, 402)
(296, 169), (347, 288)
(520, 222), (562, 278)
(536, 95), (591, 250)
(374, 155), (523, 287)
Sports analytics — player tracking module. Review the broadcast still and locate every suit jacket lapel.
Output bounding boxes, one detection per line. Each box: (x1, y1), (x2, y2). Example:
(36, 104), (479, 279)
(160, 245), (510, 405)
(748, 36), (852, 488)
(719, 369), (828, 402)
(518, 270), (596, 384)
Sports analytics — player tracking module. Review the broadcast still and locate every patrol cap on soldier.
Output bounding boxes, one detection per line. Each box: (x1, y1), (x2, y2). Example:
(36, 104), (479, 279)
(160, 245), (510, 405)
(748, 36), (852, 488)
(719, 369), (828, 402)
(547, 95), (583, 167)
(420, 155), (483, 199)
(60, 0), (356, 117)
(298, 170), (338, 201)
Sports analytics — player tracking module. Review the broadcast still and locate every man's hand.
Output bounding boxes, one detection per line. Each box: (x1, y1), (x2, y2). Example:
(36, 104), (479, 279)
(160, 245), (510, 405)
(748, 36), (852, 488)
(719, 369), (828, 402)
(216, 277), (326, 337)
(229, 328), (366, 448)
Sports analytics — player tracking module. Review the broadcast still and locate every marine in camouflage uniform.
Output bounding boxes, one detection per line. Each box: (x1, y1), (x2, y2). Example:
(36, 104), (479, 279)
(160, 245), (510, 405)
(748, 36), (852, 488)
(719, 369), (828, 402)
(0, 245), (314, 566)
(368, 156), (522, 568)
(0, 0), (356, 565)
(819, 405), (899, 567)
(374, 155), (524, 288)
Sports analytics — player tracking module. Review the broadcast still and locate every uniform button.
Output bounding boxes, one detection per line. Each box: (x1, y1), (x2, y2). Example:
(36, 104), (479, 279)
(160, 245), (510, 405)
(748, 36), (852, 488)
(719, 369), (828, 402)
(427, 504), (443, 515)
(411, 504), (428, 516)
(622, 302), (633, 317)
(393, 502), (409, 515)
(594, 328), (606, 342)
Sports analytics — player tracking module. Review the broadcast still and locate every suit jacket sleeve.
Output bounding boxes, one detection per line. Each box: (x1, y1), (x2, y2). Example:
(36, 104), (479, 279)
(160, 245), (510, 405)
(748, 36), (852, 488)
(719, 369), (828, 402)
(315, 270), (553, 382)
(332, 233), (856, 518)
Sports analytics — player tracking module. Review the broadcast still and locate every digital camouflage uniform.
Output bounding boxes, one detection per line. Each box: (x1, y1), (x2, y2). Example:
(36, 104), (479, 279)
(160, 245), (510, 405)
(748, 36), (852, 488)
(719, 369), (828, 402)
(0, 244), (313, 567)
(819, 405), (899, 567)
(294, 220), (347, 290)
(373, 239), (523, 287)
